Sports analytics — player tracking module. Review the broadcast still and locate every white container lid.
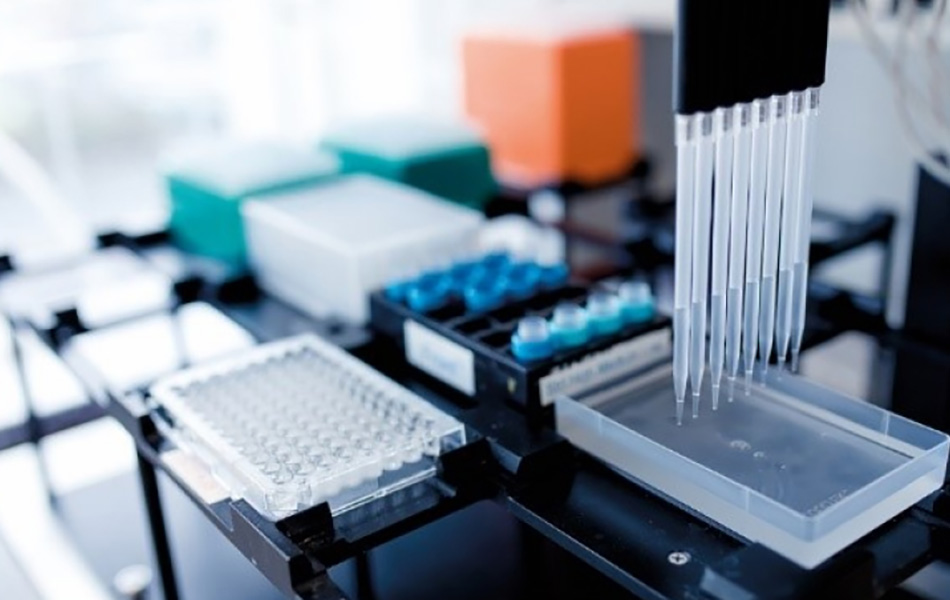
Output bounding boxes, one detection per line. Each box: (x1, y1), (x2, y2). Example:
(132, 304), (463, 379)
(242, 175), (484, 255)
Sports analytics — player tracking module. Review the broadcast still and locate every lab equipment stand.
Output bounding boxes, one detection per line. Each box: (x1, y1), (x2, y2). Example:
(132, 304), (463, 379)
(6, 225), (950, 600)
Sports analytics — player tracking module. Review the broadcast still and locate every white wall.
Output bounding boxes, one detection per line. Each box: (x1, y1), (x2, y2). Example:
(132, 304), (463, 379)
(814, 22), (949, 326)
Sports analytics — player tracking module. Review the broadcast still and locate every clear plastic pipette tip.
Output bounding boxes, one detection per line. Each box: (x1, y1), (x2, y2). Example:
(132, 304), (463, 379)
(676, 399), (685, 426)
(791, 349), (801, 374)
(711, 384), (720, 411)
(727, 376), (736, 403)
(692, 391), (700, 419)
(744, 369), (753, 395)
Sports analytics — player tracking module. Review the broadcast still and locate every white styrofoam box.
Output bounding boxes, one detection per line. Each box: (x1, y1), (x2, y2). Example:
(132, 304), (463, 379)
(241, 175), (484, 323)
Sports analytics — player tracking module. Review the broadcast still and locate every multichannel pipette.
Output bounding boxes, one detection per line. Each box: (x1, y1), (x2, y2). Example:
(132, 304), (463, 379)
(672, 0), (831, 420)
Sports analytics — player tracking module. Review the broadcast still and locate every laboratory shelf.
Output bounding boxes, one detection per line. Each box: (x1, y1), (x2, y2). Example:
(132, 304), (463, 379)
(7, 238), (950, 600)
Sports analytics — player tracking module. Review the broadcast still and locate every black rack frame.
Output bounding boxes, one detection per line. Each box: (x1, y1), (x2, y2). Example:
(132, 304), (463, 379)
(370, 281), (671, 421)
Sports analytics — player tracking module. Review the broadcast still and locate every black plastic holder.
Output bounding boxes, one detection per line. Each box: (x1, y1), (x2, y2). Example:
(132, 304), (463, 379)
(370, 284), (671, 422)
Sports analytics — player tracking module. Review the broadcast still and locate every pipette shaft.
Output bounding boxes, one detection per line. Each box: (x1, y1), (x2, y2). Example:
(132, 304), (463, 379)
(710, 108), (734, 410)
(727, 104), (752, 389)
(791, 88), (821, 371)
(690, 113), (714, 418)
(759, 95), (788, 375)
(776, 91), (805, 370)
(743, 99), (769, 387)
(673, 115), (696, 424)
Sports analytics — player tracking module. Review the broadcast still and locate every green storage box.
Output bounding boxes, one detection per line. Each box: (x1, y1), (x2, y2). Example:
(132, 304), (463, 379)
(319, 117), (495, 210)
(165, 141), (340, 267)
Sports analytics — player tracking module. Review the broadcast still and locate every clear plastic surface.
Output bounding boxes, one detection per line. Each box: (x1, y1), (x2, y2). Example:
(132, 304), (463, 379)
(150, 334), (466, 520)
(62, 302), (255, 397)
(241, 175), (484, 324)
(321, 117), (485, 160)
(164, 140), (340, 198)
(0, 247), (173, 329)
(556, 363), (949, 569)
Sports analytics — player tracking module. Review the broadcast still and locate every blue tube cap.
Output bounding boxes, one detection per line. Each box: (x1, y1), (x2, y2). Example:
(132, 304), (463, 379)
(449, 260), (481, 292)
(511, 316), (554, 362)
(500, 262), (543, 299)
(480, 251), (511, 273)
(618, 281), (655, 324)
(407, 272), (452, 313)
(384, 279), (413, 303)
(464, 276), (505, 312)
(549, 303), (590, 349)
(586, 291), (623, 336)
(539, 263), (569, 288)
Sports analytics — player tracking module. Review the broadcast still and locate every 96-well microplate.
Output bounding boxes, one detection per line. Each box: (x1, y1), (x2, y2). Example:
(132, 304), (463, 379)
(150, 334), (466, 520)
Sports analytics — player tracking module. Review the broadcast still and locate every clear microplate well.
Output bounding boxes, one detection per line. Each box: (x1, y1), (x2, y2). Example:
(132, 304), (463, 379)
(150, 334), (466, 520)
(555, 364), (949, 568)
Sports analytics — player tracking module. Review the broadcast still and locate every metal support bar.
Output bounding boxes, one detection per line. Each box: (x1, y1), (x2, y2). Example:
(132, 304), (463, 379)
(8, 317), (58, 506)
(136, 451), (181, 600)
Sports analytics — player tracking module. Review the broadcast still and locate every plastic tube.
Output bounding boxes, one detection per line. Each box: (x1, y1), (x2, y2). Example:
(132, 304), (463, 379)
(758, 95), (788, 377)
(776, 91), (805, 371)
(673, 115), (696, 424)
(791, 87), (822, 371)
(709, 107), (734, 410)
(690, 113), (714, 419)
(743, 99), (769, 390)
(727, 103), (752, 398)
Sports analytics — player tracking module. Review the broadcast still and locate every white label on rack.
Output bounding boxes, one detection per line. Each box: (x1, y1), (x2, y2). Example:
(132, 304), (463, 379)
(539, 328), (672, 406)
(404, 320), (476, 396)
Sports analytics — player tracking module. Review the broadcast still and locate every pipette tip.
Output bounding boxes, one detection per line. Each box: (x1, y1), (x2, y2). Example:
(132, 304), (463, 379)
(727, 377), (736, 403)
(691, 392), (700, 419)
(777, 354), (786, 377)
(711, 384), (720, 411)
(744, 370), (753, 395)
(790, 350), (801, 374)
(675, 400), (684, 426)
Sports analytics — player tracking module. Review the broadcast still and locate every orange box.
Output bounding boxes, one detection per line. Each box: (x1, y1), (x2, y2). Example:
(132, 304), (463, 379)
(463, 27), (640, 188)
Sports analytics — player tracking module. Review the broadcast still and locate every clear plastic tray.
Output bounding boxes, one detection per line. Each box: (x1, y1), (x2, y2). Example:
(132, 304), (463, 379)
(62, 302), (255, 396)
(555, 364), (949, 568)
(0, 247), (173, 329)
(150, 334), (466, 520)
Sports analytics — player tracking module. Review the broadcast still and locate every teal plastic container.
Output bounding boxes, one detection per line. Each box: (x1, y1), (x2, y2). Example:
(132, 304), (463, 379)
(165, 142), (339, 267)
(319, 117), (495, 210)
